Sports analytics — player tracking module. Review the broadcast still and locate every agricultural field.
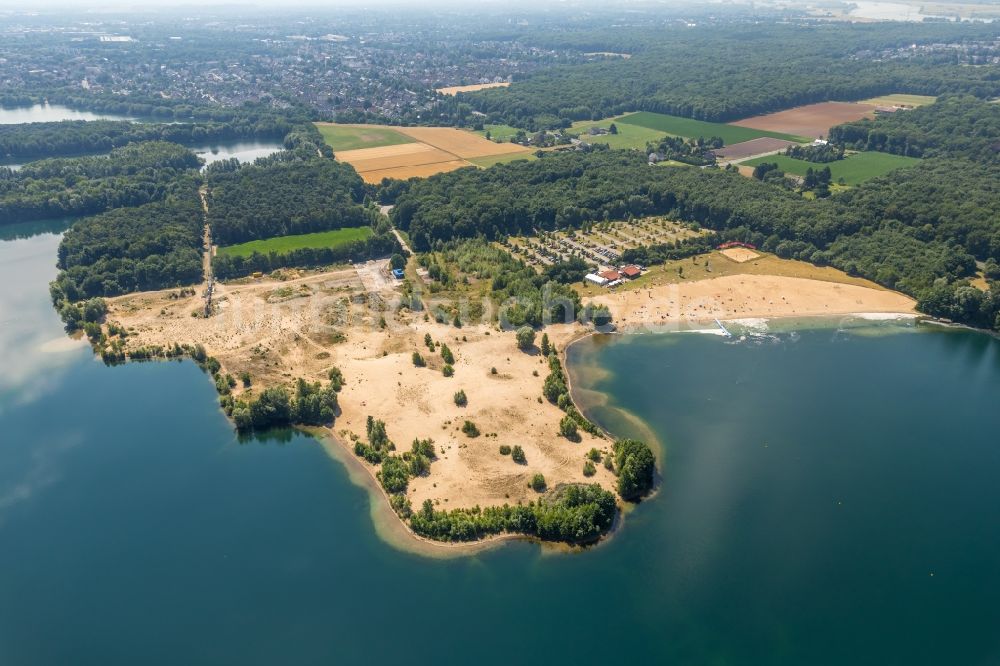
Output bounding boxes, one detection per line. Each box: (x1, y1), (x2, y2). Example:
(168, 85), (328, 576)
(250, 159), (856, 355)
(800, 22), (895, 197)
(332, 125), (531, 182)
(730, 102), (876, 140)
(217, 227), (373, 258)
(617, 111), (808, 144)
(507, 217), (704, 270)
(742, 151), (921, 186)
(314, 123), (415, 152)
(860, 94), (937, 108)
(714, 137), (801, 161)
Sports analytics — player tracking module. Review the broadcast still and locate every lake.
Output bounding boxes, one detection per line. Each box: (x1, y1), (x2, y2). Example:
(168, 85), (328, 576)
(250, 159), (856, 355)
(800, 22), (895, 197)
(189, 140), (286, 167)
(0, 103), (139, 125)
(1, 221), (999, 664)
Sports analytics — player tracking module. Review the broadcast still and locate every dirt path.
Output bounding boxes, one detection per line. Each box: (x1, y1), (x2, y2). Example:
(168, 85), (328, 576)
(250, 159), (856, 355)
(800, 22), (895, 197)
(198, 185), (212, 282)
(198, 184), (215, 316)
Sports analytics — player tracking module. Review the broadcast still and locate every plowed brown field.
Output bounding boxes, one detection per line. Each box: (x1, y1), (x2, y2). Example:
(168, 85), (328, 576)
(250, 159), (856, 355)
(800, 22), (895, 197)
(731, 102), (876, 139)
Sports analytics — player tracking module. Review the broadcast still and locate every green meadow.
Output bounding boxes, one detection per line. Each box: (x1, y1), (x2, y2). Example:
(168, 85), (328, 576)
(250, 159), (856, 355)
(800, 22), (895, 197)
(474, 124), (524, 141)
(217, 227), (373, 258)
(743, 151), (921, 185)
(315, 124), (415, 152)
(568, 118), (667, 149)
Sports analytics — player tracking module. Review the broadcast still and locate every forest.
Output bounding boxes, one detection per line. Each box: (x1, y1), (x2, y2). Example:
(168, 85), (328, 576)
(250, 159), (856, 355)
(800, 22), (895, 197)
(387, 148), (1000, 331)
(206, 158), (370, 245)
(0, 141), (202, 225)
(829, 95), (1000, 162)
(52, 179), (205, 300)
(443, 23), (1000, 130)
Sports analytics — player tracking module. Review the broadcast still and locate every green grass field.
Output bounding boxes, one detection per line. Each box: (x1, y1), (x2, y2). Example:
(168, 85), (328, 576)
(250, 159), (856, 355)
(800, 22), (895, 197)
(217, 227), (373, 258)
(474, 124), (523, 142)
(617, 111), (809, 144)
(742, 151), (920, 186)
(860, 94), (936, 107)
(468, 153), (538, 168)
(567, 118), (667, 149)
(315, 124), (415, 152)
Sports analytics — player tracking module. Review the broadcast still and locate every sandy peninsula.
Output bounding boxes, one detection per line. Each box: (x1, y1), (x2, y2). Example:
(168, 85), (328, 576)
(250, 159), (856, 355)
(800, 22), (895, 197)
(103, 251), (917, 546)
(107, 266), (614, 516)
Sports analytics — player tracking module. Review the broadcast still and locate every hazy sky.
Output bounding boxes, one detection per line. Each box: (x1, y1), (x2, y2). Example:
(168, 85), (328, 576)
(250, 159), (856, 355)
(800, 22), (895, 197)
(3, 0), (690, 11)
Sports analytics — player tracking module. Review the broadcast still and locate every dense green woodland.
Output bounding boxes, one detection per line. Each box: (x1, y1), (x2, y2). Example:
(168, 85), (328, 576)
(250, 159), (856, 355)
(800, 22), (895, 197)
(53, 179), (204, 300)
(390, 149), (1000, 331)
(206, 159), (369, 245)
(830, 95), (1000, 161)
(444, 23), (1000, 130)
(0, 142), (201, 225)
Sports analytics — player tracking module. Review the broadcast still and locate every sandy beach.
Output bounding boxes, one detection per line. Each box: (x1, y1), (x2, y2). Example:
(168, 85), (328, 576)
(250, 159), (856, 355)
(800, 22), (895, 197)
(588, 274), (916, 328)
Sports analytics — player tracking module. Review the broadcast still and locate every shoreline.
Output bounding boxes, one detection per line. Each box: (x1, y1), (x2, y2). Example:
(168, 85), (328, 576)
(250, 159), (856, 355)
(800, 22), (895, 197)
(307, 425), (541, 558)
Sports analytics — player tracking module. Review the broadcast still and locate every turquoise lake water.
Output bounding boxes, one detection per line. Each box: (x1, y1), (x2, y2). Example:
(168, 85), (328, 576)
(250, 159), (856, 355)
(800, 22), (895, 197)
(1, 219), (999, 664)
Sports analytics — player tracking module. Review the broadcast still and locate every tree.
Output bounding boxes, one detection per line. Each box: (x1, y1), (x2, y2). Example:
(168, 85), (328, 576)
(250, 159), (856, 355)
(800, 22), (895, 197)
(390, 253), (406, 270)
(511, 445), (526, 464)
(613, 439), (655, 501)
(608, 123), (618, 135)
(412, 351), (426, 367)
(540, 333), (551, 357)
(530, 473), (547, 492)
(248, 386), (293, 430)
(559, 415), (579, 441)
(453, 389), (468, 406)
(516, 326), (536, 351)
(440, 343), (455, 364)
(583, 461), (596, 477)
(461, 420), (480, 437)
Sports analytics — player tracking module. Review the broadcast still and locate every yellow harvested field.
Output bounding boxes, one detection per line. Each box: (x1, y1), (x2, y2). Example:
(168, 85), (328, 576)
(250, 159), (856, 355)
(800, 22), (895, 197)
(355, 160), (471, 183)
(436, 82), (510, 95)
(333, 124), (532, 182)
(393, 126), (532, 158)
(336, 144), (458, 174)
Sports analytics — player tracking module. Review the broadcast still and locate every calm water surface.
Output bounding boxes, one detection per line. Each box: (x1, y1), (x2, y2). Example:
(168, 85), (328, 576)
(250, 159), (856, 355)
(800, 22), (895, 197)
(190, 141), (285, 167)
(1, 220), (999, 664)
(0, 104), (138, 124)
